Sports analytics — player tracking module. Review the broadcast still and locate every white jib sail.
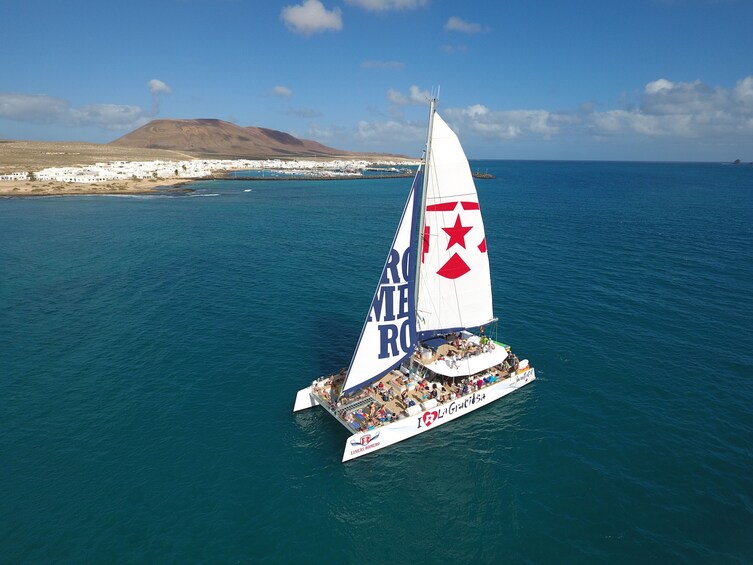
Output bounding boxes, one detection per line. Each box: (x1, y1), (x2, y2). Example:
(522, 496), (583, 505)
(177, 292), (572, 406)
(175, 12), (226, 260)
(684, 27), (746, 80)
(416, 112), (494, 336)
(340, 173), (421, 396)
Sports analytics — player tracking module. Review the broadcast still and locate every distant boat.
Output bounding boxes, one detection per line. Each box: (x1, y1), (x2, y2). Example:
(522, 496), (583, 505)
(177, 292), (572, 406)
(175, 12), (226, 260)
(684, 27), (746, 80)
(364, 166), (401, 172)
(293, 97), (535, 462)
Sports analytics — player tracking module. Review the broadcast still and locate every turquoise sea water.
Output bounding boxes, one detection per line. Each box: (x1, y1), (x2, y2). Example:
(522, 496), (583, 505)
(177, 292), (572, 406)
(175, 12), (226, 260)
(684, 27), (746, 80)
(2, 161), (752, 563)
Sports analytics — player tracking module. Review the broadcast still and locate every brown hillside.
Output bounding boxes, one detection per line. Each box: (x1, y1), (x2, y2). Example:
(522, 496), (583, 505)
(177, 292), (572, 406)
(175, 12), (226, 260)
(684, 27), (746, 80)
(109, 118), (353, 159)
(0, 140), (196, 174)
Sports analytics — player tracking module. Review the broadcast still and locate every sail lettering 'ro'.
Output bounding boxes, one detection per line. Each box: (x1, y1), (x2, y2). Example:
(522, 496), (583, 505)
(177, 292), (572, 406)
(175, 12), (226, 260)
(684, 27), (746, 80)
(340, 171), (422, 395)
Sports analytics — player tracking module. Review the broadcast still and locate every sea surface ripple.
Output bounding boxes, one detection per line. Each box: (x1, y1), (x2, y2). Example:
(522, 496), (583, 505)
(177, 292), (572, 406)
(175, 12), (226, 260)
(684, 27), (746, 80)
(1, 161), (751, 562)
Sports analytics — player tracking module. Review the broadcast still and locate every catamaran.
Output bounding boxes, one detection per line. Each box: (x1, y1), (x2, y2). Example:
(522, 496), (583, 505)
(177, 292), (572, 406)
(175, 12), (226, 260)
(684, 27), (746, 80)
(293, 97), (535, 462)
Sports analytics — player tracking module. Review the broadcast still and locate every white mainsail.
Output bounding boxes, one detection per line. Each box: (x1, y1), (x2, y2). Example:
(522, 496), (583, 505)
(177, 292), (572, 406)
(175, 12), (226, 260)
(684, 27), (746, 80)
(416, 112), (494, 336)
(340, 172), (422, 396)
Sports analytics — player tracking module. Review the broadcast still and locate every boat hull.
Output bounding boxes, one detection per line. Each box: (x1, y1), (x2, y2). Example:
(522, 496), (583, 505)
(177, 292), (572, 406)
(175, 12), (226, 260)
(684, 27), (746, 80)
(292, 368), (536, 462)
(293, 386), (321, 412)
(342, 368), (535, 461)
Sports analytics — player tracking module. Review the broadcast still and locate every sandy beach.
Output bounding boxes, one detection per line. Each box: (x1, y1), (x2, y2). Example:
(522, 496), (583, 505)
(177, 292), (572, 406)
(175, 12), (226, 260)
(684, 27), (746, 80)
(0, 177), (187, 197)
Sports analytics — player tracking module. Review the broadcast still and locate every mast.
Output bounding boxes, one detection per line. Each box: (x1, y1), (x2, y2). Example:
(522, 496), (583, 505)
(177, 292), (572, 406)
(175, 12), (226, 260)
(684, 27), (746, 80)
(415, 96), (437, 314)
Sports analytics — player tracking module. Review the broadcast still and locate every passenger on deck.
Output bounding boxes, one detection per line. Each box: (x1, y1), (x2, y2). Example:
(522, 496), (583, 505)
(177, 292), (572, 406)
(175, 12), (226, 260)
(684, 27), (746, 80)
(449, 353), (459, 368)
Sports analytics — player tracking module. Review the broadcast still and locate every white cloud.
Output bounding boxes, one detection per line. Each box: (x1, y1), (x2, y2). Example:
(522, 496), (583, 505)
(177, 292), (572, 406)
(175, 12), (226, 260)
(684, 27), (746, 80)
(271, 85), (293, 98)
(0, 93), (150, 131)
(641, 79), (718, 115)
(73, 104), (150, 130)
(305, 123), (344, 142)
(387, 85), (430, 106)
(733, 76), (753, 106)
(590, 110), (695, 137)
(281, 0), (342, 36)
(302, 75), (753, 158)
(345, 0), (428, 11)
(444, 16), (482, 34)
(148, 79), (172, 95)
(148, 78), (172, 114)
(645, 78), (674, 94)
(591, 76), (753, 138)
(0, 80), (173, 131)
(353, 118), (426, 147)
(445, 105), (561, 139)
(431, 76), (753, 144)
(0, 93), (70, 124)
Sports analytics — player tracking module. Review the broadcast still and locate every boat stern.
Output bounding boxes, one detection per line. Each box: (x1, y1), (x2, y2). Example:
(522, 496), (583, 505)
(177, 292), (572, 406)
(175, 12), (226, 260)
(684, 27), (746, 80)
(293, 386), (320, 412)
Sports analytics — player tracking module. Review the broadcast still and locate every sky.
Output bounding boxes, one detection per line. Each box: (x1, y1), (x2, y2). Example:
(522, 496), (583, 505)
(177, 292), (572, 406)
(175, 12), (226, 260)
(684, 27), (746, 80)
(1, 0), (752, 161)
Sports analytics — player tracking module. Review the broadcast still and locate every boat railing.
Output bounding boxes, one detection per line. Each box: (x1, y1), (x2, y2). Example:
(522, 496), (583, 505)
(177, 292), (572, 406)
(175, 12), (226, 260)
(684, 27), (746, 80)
(408, 364), (429, 382)
(335, 395), (374, 416)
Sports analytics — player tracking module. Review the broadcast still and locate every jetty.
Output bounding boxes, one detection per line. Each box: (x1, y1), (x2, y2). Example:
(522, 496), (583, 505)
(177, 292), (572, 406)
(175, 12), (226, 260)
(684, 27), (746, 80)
(215, 171), (495, 182)
(215, 173), (413, 181)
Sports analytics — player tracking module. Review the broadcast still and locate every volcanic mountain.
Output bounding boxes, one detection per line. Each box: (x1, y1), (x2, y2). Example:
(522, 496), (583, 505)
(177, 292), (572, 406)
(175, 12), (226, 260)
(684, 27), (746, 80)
(109, 118), (352, 159)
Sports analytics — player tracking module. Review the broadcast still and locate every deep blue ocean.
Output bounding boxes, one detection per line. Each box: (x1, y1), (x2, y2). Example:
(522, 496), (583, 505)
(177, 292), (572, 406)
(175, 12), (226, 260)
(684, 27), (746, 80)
(2, 161), (752, 563)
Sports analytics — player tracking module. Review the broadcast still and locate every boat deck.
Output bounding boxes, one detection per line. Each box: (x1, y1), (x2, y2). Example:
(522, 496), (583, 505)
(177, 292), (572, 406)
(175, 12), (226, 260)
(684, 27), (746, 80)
(310, 339), (525, 434)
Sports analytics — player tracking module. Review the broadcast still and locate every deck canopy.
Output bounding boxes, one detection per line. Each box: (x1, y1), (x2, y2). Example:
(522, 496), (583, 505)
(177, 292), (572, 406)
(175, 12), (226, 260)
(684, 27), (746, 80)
(422, 336), (448, 350)
(420, 346), (508, 378)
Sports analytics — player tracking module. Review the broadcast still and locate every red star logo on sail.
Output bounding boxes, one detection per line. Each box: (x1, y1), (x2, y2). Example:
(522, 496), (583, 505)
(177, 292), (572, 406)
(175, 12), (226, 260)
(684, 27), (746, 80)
(442, 214), (473, 250)
(437, 253), (471, 279)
